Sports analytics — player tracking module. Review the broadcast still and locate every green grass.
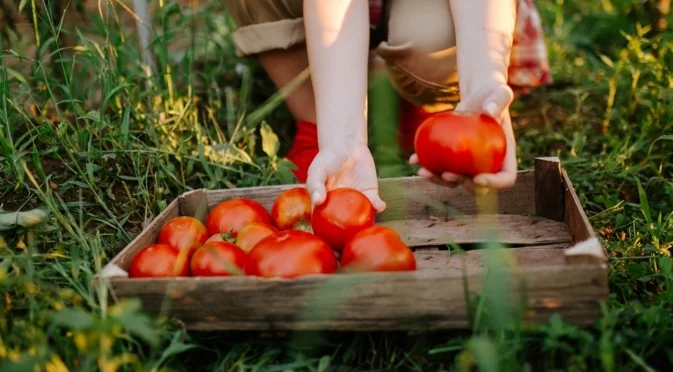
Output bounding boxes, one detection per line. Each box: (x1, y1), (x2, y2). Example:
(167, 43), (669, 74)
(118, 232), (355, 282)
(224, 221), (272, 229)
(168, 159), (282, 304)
(1, 0), (672, 370)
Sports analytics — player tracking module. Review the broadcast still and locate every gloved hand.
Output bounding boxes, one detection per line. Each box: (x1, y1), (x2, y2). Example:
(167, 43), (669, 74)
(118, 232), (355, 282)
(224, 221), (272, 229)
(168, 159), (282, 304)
(409, 82), (517, 196)
(303, 1), (385, 212)
(306, 145), (387, 213)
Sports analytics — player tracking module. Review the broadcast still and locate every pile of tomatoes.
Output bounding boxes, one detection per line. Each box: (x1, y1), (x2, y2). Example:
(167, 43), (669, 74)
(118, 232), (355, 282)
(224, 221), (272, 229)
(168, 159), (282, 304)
(129, 187), (416, 279)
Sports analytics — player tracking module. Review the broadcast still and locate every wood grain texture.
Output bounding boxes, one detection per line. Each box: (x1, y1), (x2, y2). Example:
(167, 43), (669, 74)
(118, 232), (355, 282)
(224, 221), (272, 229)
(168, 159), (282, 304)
(561, 170), (608, 265)
(102, 199), (181, 276)
(415, 246), (567, 271)
(108, 263), (608, 331)
(376, 172), (536, 220)
(565, 237), (607, 265)
(178, 189), (207, 221)
(535, 157), (565, 222)
(380, 215), (572, 246)
(562, 170), (596, 243)
(202, 173), (536, 221)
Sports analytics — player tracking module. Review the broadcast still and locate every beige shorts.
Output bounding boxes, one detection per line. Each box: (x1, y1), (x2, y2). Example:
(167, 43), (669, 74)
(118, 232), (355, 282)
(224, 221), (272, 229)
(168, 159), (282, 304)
(222, 0), (460, 113)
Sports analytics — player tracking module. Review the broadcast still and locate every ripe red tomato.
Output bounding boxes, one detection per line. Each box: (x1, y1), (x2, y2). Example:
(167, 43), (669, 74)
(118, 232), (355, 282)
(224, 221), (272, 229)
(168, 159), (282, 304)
(413, 111), (507, 176)
(156, 216), (208, 260)
(205, 198), (272, 237)
(271, 187), (312, 231)
(245, 230), (337, 278)
(340, 226), (416, 273)
(235, 222), (278, 253)
(311, 188), (376, 251)
(129, 244), (189, 278)
(190, 241), (248, 277)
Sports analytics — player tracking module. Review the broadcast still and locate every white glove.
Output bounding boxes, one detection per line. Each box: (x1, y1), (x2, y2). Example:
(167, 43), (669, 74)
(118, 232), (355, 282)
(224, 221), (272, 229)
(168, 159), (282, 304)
(306, 145), (387, 212)
(409, 82), (517, 195)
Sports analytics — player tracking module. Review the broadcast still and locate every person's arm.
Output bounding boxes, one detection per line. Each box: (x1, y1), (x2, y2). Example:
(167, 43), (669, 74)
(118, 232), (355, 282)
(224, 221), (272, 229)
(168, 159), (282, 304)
(303, 0), (386, 211)
(449, 0), (516, 118)
(303, 0), (370, 153)
(410, 0), (518, 193)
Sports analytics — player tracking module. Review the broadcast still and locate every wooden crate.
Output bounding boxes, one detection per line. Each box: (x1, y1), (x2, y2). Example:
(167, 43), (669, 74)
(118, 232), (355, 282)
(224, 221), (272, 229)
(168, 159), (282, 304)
(95, 157), (608, 331)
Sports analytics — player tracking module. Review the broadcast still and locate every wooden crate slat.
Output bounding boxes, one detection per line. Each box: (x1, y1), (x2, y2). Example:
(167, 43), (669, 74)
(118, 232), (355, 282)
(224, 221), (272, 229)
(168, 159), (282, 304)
(380, 215), (572, 246)
(415, 246), (568, 271)
(561, 170), (608, 265)
(562, 170), (596, 243)
(178, 189), (208, 220)
(109, 263), (606, 331)
(377, 171), (536, 220)
(202, 172), (536, 220)
(535, 157), (565, 222)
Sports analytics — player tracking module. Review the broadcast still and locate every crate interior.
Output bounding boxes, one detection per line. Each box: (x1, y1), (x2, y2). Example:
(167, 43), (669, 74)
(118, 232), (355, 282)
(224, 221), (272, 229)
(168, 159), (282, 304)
(172, 170), (574, 276)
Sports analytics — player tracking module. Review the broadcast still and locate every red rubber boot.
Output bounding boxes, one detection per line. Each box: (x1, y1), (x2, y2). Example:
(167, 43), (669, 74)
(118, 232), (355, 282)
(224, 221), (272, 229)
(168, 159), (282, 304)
(397, 98), (434, 157)
(285, 120), (319, 183)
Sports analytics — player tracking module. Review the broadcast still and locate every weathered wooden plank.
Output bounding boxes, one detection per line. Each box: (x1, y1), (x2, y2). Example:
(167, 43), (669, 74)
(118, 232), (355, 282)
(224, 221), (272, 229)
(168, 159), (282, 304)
(415, 246), (568, 271)
(376, 172), (536, 220)
(380, 215), (572, 246)
(535, 157), (565, 222)
(108, 263), (608, 331)
(178, 189), (208, 221)
(561, 170), (607, 265)
(562, 170), (595, 243)
(565, 237), (607, 265)
(101, 199), (181, 276)
(202, 172), (536, 221)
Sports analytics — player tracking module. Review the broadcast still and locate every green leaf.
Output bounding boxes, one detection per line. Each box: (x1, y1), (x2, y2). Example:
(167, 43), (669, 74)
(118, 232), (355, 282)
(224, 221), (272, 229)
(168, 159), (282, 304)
(276, 159), (298, 184)
(6, 68), (27, 84)
(599, 53), (614, 67)
(651, 134), (673, 144)
(51, 308), (95, 330)
(152, 331), (199, 369)
(467, 336), (500, 372)
(260, 121), (280, 158)
(660, 256), (672, 276)
(624, 348), (656, 372)
(647, 135), (673, 155)
(81, 111), (101, 122)
(120, 107), (130, 147)
(18, 0), (29, 12)
(635, 179), (653, 227)
(112, 299), (160, 346)
(211, 142), (253, 164)
(317, 356), (331, 372)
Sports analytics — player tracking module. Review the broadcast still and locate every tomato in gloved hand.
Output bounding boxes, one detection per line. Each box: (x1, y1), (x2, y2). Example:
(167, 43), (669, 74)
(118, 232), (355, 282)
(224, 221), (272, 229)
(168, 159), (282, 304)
(245, 230), (337, 278)
(311, 188), (376, 251)
(129, 244), (189, 278)
(235, 222), (278, 253)
(205, 198), (272, 237)
(340, 226), (416, 273)
(190, 241), (247, 277)
(156, 216), (208, 260)
(413, 111), (507, 176)
(271, 187), (312, 231)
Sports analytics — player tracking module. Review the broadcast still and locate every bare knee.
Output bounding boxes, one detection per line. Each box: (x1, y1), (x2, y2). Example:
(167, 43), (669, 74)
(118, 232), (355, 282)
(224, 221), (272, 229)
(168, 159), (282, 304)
(376, 0), (460, 112)
(386, 0), (456, 53)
